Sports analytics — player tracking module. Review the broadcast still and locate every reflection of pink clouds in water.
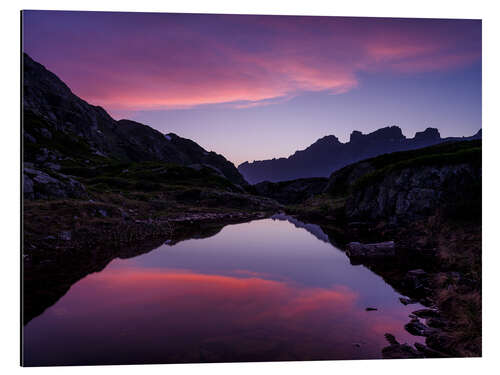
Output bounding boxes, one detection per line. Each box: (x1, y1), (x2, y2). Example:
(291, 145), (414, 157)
(23, 218), (427, 365)
(35, 267), (421, 363)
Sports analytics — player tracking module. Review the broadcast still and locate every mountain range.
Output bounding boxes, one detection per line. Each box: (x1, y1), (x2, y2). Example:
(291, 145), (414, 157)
(238, 126), (481, 184)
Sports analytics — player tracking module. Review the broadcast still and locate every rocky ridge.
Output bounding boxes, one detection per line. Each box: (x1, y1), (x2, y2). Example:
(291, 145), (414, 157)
(238, 125), (481, 184)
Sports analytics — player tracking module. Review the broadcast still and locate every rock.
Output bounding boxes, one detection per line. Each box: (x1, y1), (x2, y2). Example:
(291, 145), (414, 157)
(403, 269), (429, 290)
(425, 332), (455, 354)
(399, 297), (417, 305)
(405, 318), (436, 337)
(427, 318), (447, 329)
(345, 162), (481, 225)
(365, 307), (378, 311)
(59, 231), (72, 241)
(346, 241), (395, 259)
(45, 162), (61, 171)
(446, 271), (462, 283)
(384, 333), (398, 345)
(412, 309), (440, 319)
(93, 150), (107, 157)
(382, 343), (423, 359)
(118, 208), (129, 219)
(40, 128), (52, 139)
(35, 148), (49, 162)
(24, 174), (34, 199)
(23, 167), (87, 200)
(382, 333), (424, 359)
(414, 342), (448, 358)
(25, 132), (37, 143)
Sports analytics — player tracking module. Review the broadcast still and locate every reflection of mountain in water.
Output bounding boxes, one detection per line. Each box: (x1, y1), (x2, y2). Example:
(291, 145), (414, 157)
(271, 213), (330, 243)
(24, 220), (241, 325)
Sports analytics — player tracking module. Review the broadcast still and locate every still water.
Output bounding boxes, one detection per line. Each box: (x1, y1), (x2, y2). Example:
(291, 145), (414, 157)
(23, 216), (423, 366)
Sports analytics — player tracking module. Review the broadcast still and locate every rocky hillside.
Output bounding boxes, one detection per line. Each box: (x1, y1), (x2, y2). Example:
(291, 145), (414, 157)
(238, 125), (481, 184)
(324, 140), (481, 225)
(23, 53), (246, 187)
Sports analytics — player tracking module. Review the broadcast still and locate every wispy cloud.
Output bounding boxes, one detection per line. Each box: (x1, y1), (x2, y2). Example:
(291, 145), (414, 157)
(24, 12), (481, 112)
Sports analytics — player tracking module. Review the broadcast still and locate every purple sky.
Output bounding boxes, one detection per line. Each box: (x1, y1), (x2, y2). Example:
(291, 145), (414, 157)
(23, 11), (481, 165)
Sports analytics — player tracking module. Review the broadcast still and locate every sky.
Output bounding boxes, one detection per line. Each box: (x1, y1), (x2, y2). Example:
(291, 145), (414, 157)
(22, 11), (481, 165)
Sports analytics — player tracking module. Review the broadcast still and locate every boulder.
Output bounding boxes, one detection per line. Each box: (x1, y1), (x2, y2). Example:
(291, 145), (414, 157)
(405, 318), (436, 337)
(412, 308), (440, 319)
(414, 342), (448, 358)
(399, 297), (417, 305)
(23, 167), (87, 200)
(427, 317), (448, 329)
(346, 241), (395, 259)
(425, 332), (456, 354)
(382, 334), (423, 359)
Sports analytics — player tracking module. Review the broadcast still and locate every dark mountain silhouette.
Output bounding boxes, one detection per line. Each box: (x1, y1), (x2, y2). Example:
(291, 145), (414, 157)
(238, 126), (481, 184)
(23, 53), (247, 186)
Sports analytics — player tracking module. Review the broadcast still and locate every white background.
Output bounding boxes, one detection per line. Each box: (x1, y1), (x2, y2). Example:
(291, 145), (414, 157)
(1, 0), (498, 373)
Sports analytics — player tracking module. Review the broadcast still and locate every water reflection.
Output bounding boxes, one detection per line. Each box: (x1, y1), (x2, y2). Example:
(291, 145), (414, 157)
(23, 218), (423, 366)
(271, 213), (331, 243)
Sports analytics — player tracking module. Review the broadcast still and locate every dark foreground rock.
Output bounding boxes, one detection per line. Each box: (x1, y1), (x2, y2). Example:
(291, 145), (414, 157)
(412, 308), (440, 319)
(399, 297), (418, 305)
(381, 334), (423, 359)
(403, 269), (430, 291)
(405, 318), (437, 337)
(346, 241), (395, 260)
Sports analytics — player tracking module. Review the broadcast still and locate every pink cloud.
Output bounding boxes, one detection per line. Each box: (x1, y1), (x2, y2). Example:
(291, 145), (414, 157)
(27, 15), (480, 113)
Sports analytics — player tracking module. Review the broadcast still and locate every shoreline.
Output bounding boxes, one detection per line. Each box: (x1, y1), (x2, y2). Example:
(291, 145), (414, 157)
(286, 210), (481, 358)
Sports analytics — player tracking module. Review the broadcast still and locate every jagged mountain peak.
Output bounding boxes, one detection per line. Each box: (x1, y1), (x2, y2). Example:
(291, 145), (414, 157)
(315, 134), (341, 144)
(414, 127), (441, 140)
(238, 125), (481, 184)
(349, 126), (404, 143)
